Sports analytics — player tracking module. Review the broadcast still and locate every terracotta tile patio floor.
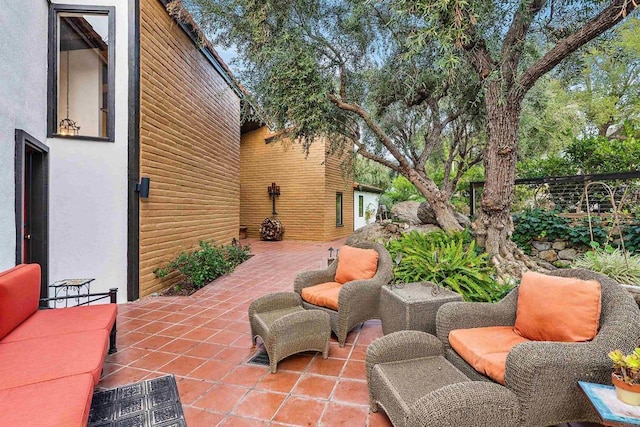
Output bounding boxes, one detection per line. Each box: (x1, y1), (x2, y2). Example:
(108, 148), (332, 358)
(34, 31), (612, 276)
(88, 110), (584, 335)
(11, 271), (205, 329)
(99, 238), (602, 427)
(99, 238), (393, 426)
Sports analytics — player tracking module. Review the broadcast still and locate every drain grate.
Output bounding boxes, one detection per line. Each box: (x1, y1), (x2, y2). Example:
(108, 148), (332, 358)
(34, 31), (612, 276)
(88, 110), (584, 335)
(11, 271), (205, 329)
(247, 350), (270, 366)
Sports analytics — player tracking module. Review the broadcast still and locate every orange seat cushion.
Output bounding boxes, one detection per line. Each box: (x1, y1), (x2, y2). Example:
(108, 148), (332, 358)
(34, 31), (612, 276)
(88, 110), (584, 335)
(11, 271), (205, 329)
(0, 374), (94, 427)
(449, 326), (531, 385)
(334, 246), (379, 284)
(0, 329), (109, 390)
(514, 272), (601, 342)
(2, 303), (117, 343)
(301, 282), (342, 310)
(0, 264), (41, 340)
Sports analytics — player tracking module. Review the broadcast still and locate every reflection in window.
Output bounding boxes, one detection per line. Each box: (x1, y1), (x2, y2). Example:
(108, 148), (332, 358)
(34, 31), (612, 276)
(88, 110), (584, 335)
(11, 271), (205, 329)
(57, 13), (109, 137)
(358, 195), (364, 217)
(336, 192), (343, 226)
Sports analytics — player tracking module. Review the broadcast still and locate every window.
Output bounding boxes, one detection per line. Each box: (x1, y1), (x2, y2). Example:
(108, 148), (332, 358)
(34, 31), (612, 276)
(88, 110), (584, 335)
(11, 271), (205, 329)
(49, 5), (115, 140)
(358, 195), (364, 217)
(336, 192), (343, 226)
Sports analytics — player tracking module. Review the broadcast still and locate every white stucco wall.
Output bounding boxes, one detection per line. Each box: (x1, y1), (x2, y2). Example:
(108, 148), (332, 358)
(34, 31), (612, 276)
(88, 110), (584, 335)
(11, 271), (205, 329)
(354, 190), (380, 230)
(48, 0), (129, 302)
(0, 1), (49, 271)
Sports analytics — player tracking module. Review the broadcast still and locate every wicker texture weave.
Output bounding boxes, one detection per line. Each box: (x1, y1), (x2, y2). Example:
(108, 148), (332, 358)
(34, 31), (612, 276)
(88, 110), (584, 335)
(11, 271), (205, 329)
(365, 330), (519, 427)
(249, 292), (330, 373)
(294, 242), (394, 346)
(436, 268), (640, 426)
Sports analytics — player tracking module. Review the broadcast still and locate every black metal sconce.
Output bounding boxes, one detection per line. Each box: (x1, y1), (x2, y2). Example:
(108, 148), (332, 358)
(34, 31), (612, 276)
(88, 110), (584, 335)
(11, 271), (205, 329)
(135, 177), (150, 198)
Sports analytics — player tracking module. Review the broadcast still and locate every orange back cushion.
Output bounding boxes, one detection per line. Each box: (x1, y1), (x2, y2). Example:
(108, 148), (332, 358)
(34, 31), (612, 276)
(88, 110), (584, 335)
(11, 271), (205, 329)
(301, 282), (342, 310)
(0, 264), (41, 340)
(334, 246), (379, 284)
(514, 272), (601, 342)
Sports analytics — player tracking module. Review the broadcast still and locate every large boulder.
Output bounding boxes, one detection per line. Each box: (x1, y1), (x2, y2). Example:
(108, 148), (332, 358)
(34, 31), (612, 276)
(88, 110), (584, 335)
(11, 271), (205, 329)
(390, 201), (421, 225)
(406, 224), (442, 234)
(418, 201), (471, 228)
(346, 222), (397, 245)
(417, 201), (437, 225)
(346, 221), (443, 245)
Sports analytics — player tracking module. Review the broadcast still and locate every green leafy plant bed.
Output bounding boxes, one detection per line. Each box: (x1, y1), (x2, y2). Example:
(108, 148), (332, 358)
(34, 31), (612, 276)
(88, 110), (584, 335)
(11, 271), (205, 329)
(385, 230), (513, 302)
(155, 241), (252, 296)
(573, 243), (640, 285)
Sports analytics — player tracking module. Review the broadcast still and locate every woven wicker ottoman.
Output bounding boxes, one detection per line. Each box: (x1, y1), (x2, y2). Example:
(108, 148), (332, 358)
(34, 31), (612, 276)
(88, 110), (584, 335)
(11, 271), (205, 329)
(249, 292), (330, 373)
(366, 331), (519, 427)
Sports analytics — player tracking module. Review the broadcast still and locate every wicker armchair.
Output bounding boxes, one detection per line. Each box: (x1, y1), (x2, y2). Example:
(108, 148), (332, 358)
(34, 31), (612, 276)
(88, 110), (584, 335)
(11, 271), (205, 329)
(436, 268), (640, 427)
(293, 242), (394, 347)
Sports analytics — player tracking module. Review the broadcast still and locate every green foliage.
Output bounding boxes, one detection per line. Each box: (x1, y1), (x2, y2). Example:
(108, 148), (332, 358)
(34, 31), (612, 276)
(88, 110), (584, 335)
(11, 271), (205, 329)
(354, 155), (394, 191)
(380, 176), (426, 206)
(512, 209), (612, 252)
(565, 218), (609, 248)
(385, 230), (510, 302)
(573, 244), (640, 285)
(624, 223), (640, 253)
(154, 241), (251, 288)
(609, 347), (640, 385)
(517, 155), (577, 179)
(511, 209), (571, 252)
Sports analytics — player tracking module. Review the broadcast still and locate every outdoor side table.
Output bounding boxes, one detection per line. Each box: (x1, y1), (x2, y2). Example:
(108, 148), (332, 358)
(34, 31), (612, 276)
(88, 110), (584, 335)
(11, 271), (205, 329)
(380, 282), (462, 335)
(49, 278), (95, 308)
(579, 381), (640, 426)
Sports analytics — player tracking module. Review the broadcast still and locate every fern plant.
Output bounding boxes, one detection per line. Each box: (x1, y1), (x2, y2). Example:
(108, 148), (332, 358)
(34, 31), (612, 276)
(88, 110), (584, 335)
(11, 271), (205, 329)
(386, 231), (509, 302)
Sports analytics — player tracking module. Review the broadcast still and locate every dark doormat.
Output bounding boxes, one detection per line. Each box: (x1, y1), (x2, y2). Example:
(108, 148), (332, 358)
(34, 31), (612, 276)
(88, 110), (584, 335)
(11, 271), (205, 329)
(88, 375), (186, 427)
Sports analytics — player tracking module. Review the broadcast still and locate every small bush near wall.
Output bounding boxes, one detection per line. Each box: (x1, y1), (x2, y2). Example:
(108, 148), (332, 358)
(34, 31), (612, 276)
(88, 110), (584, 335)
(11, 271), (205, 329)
(154, 241), (251, 291)
(386, 230), (513, 302)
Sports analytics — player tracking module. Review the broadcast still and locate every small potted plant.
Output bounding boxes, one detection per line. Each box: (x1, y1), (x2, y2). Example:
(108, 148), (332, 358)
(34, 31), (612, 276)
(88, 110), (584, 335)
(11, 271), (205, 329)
(608, 347), (640, 405)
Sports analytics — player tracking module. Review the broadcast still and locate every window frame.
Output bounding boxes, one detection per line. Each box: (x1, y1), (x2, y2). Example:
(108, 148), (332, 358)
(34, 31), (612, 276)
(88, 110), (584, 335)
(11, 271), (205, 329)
(48, 4), (116, 142)
(358, 195), (364, 218)
(336, 192), (343, 227)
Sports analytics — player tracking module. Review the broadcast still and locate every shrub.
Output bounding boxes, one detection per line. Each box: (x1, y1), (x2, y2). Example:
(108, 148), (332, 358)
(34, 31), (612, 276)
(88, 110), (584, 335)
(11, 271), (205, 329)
(512, 209), (571, 252)
(385, 230), (511, 302)
(623, 223), (640, 253)
(565, 217), (609, 248)
(512, 209), (610, 252)
(573, 244), (640, 285)
(154, 241), (251, 288)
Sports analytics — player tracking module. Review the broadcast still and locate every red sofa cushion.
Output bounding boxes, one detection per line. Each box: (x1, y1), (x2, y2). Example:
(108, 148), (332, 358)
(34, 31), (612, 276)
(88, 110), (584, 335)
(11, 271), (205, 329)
(2, 304), (117, 343)
(449, 326), (531, 385)
(0, 374), (93, 427)
(0, 264), (40, 340)
(0, 329), (109, 389)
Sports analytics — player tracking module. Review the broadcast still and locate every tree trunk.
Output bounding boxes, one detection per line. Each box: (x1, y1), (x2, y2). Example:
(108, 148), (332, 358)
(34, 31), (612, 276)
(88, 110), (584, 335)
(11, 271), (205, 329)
(409, 171), (463, 232)
(474, 88), (534, 276)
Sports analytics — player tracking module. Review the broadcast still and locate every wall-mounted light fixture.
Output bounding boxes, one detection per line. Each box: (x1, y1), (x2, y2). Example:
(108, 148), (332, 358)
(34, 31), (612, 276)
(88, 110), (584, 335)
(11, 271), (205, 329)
(135, 177), (150, 198)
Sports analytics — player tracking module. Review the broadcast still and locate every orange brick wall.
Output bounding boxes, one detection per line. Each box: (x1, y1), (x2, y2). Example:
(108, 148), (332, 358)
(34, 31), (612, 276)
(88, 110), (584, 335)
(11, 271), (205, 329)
(240, 127), (353, 241)
(138, 0), (240, 297)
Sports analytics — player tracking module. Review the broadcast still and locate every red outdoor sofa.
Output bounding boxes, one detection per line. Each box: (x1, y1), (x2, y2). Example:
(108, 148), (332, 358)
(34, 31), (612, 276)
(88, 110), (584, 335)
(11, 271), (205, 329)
(0, 264), (117, 426)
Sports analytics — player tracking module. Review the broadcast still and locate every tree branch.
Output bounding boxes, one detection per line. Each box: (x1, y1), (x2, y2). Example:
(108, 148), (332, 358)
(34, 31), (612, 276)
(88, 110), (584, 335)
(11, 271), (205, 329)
(517, 0), (638, 98)
(500, 0), (546, 87)
(327, 93), (414, 172)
